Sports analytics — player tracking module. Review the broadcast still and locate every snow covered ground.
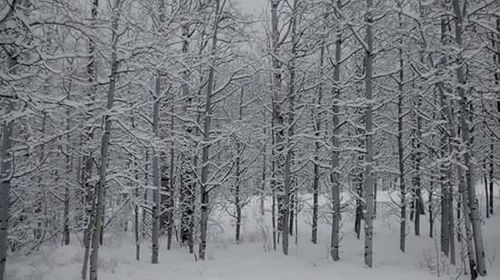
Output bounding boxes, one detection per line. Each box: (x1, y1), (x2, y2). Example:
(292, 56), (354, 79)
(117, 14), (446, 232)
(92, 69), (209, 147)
(6, 183), (500, 280)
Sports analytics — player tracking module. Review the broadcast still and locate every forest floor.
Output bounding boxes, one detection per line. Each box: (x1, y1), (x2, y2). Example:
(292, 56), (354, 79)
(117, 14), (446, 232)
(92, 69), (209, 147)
(7, 183), (500, 280)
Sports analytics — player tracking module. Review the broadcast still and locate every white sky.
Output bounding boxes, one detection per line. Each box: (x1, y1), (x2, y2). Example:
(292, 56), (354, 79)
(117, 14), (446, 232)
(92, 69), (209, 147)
(234, 0), (268, 16)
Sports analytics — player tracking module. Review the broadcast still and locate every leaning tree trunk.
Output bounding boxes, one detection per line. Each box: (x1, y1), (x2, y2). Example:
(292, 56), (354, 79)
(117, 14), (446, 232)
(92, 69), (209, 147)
(451, 0), (487, 276)
(89, 2), (121, 278)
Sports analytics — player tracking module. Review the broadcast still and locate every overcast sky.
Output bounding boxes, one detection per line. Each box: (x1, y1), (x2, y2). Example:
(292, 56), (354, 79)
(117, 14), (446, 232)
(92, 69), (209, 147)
(234, 0), (268, 16)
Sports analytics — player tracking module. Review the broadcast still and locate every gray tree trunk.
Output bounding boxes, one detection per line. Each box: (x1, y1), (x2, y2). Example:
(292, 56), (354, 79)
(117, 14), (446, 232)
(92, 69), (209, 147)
(234, 87), (244, 244)
(363, 0), (375, 268)
(131, 118), (140, 260)
(484, 161), (489, 218)
(167, 96), (175, 251)
(63, 100), (71, 246)
(489, 143), (494, 215)
(0, 91), (14, 280)
(330, 0), (342, 261)
(178, 0), (195, 254)
(270, 0), (284, 254)
(0, 8), (18, 278)
(199, 0), (222, 261)
(311, 6), (326, 245)
(491, 17), (500, 216)
(151, 0), (166, 264)
(281, 0), (299, 254)
(261, 127), (266, 217)
(89, 2), (121, 278)
(397, 4), (406, 252)
(437, 16), (453, 259)
(451, 0), (487, 275)
(81, 0), (99, 278)
(151, 72), (161, 264)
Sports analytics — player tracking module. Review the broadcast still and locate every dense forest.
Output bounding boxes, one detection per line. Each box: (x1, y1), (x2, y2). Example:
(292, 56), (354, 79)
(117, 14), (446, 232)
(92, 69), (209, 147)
(0, 0), (499, 279)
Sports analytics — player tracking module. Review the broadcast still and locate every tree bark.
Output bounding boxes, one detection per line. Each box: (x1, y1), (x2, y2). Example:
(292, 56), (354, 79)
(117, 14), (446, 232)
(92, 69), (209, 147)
(451, 0), (487, 276)
(167, 96), (175, 251)
(151, 72), (161, 264)
(234, 87), (244, 244)
(63, 94), (72, 246)
(363, 0), (375, 268)
(89, 1), (121, 278)
(81, 0), (99, 278)
(261, 127), (266, 217)
(0, 90), (14, 280)
(489, 143), (494, 215)
(270, 0), (286, 255)
(330, 0), (342, 261)
(397, 3), (406, 252)
(484, 161), (489, 218)
(199, 0), (222, 261)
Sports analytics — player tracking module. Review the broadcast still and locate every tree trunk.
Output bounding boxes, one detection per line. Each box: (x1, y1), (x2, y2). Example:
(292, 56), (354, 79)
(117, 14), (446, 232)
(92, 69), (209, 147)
(429, 176), (434, 238)
(311, 7), (325, 245)
(261, 127), (266, 217)
(0, 97), (14, 280)
(89, 2), (121, 278)
(81, 0), (99, 278)
(330, 0), (342, 261)
(143, 150), (149, 239)
(490, 17), (499, 216)
(134, 169), (140, 260)
(489, 143), (494, 216)
(178, 0), (195, 254)
(451, 0), (487, 276)
(131, 118), (140, 260)
(198, 0), (222, 261)
(363, 0), (375, 268)
(397, 4), (406, 250)
(449, 187), (456, 265)
(234, 87), (244, 244)
(151, 72), (161, 264)
(484, 161), (489, 218)
(270, 0), (287, 255)
(354, 174), (363, 240)
(63, 101), (72, 246)
(167, 98), (175, 251)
